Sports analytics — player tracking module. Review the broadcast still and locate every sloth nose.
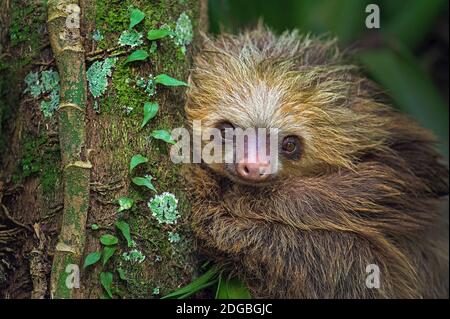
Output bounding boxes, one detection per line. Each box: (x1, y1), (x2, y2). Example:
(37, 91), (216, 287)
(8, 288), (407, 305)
(236, 160), (271, 182)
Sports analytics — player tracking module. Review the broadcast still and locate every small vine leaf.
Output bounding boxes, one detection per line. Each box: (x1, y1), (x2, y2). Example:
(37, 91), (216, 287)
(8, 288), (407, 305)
(151, 129), (176, 144)
(115, 220), (133, 247)
(100, 234), (119, 246)
(118, 197), (134, 212)
(100, 272), (114, 298)
(132, 176), (157, 192)
(117, 268), (127, 281)
(83, 251), (101, 269)
(102, 246), (117, 266)
(124, 50), (149, 64)
(130, 154), (148, 173)
(141, 102), (159, 129)
(154, 74), (187, 87)
(91, 224), (100, 230)
(147, 29), (173, 40)
(129, 8), (145, 29)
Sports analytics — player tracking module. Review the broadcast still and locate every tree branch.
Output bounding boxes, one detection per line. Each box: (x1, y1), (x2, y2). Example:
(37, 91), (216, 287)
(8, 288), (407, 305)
(47, 0), (91, 299)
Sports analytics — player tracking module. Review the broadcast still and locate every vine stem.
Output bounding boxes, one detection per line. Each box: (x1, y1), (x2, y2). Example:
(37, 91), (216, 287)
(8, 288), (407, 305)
(85, 45), (130, 63)
(47, 0), (91, 299)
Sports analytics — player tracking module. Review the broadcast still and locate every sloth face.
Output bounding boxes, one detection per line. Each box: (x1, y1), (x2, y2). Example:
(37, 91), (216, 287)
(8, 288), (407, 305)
(185, 31), (391, 185)
(209, 121), (303, 185)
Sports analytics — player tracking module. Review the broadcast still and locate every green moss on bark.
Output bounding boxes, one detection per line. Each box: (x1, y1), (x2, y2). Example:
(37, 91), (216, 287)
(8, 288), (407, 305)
(0, 0), (49, 162)
(82, 0), (201, 298)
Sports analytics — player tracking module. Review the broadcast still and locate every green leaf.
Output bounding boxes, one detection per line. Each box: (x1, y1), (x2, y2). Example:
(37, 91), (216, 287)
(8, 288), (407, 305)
(100, 234), (119, 246)
(100, 292), (112, 299)
(177, 281), (218, 299)
(117, 197), (134, 212)
(100, 272), (114, 298)
(215, 272), (224, 299)
(215, 274), (251, 299)
(132, 176), (157, 192)
(124, 50), (149, 64)
(91, 224), (100, 230)
(129, 154), (148, 173)
(141, 102), (159, 129)
(117, 268), (127, 281)
(147, 29), (173, 40)
(115, 220), (133, 247)
(129, 8), (145, 29)
(102, 246), (117, 266)
(151, 129), (176, 144)
(162, 265), (221, 299)
(83, 251), (101, 269)
(154, 74), (187, 87)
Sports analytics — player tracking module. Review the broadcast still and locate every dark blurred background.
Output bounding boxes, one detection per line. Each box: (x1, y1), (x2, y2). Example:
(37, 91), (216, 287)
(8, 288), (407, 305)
(208, 0), (449, 158)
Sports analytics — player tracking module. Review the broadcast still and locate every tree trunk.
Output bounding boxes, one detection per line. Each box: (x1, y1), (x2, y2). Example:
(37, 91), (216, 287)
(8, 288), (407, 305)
(0, 0), (207, 299)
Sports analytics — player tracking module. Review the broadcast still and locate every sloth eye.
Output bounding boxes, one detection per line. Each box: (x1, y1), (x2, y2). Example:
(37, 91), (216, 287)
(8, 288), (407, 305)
(217, 122), (235, 140)
(282, 136), (302, 159)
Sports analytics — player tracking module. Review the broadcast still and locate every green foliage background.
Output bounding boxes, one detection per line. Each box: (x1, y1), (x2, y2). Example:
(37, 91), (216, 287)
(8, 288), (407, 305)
(209, 0), (449, 158)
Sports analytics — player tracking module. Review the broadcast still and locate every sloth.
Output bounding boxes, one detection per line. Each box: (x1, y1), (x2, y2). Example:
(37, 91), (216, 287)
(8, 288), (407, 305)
(183, 26), (449, 298)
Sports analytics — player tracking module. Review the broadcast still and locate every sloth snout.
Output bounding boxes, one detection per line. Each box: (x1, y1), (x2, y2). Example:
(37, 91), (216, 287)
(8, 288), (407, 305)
(235, 160), (271, 182)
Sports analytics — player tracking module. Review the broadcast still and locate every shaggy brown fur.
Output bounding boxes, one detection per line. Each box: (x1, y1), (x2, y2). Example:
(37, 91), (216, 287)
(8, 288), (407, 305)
(184, 26), (449, 298)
